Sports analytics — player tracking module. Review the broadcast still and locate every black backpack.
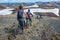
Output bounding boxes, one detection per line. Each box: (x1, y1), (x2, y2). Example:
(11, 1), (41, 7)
(18, 10), (23, 18)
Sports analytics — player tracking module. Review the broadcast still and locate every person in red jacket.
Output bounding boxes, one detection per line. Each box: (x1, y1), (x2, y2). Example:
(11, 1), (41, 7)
(26, 9), (33, 26)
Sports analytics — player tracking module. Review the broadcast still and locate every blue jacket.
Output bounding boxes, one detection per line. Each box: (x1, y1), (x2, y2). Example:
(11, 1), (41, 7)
(17, 10), (24, 21)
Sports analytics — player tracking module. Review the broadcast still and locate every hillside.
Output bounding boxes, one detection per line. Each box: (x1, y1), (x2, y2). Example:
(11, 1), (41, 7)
(0, 14), (60, 40)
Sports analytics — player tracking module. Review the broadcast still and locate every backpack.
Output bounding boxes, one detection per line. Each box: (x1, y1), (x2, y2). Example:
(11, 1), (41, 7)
(18, 10), (23, 18)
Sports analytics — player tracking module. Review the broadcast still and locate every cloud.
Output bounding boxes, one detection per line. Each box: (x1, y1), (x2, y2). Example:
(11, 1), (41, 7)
(0, 0), (20, 3)
(20, 0), (60, 2)
(0, 0), (60, 3)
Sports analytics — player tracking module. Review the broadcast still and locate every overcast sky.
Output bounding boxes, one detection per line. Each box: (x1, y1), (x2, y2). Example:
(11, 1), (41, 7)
(0, 0), (60, 3)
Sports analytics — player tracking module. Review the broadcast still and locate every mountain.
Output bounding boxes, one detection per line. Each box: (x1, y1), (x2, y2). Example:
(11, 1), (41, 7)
(35, 1), (60, 7)
(20, 2), (34, 6)
(0, 1), (60, 7)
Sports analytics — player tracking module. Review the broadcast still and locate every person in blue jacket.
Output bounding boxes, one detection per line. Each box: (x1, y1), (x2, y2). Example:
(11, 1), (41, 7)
(17, 5), (24, 33)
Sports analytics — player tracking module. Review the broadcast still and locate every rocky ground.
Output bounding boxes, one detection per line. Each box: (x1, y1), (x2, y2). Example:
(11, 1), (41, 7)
(0, 14), (60, 40)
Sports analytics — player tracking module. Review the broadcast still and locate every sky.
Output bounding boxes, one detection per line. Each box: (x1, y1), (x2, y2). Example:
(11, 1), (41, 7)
(0, 0), (60, 3)
(20, 0), (60, 2)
